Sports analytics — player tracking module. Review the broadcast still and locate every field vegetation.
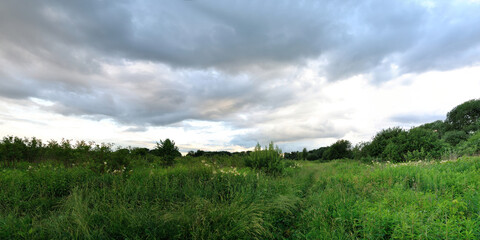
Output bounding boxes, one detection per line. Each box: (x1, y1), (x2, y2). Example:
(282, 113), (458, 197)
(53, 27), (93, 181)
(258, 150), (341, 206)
(1, 99), (480, 239)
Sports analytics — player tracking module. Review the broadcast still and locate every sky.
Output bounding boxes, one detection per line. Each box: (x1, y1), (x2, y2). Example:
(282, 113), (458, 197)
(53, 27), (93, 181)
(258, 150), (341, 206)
(1, 0), (480, 153)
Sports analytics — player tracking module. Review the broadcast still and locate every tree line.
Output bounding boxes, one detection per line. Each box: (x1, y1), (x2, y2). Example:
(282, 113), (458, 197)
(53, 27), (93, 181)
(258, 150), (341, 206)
(285, 99), (480, 162)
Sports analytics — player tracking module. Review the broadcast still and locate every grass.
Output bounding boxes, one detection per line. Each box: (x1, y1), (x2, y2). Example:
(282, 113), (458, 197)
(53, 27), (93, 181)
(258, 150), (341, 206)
(2, 157), (480, 239)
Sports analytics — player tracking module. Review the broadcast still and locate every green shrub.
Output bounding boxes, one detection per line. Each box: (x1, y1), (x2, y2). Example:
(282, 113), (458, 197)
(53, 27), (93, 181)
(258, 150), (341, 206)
(245, 142), (284, 175)
(457, 131), (480, 155)
(443, 130), (469, 146)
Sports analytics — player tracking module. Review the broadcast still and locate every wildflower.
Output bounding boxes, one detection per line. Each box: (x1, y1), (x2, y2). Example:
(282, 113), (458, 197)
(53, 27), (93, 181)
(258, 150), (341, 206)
(104, 161), (107, 165)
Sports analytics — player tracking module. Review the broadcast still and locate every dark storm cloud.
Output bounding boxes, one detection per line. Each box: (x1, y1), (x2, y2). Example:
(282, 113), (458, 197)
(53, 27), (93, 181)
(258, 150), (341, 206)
(2, 0), (480, 147)
(5, 0), (480, 78)
(6, 0), (480, 79)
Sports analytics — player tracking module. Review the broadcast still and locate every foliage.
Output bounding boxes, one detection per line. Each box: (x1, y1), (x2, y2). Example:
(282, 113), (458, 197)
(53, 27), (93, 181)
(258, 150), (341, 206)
(418, 120), (447, 137)
(358, 127), (447, 162)
(322, 139), (353, 160)
(442, 130), (469, 146)
(306, 147), (328, 161)
(152, 139), (181, 166)
(352, 142), (370, 160)
(405, 127), (445, 159)
(5, 155), (480, 239)
(302, 148), (307, 160)
(0, 155), (308, 239)
(284, 151), (302, 160)
(445, 98), (480, 133)
(456, 131), (480, 156)
(245, 142), (284, 175)
(365, 127), (407, 159)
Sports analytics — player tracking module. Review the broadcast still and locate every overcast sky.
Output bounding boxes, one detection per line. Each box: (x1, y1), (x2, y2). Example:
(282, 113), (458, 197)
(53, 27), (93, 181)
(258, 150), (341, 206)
(1, 0), (480, 153)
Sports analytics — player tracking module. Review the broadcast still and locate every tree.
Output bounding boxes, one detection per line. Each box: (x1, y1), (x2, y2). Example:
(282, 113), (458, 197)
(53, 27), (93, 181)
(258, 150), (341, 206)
(418, 120), (447, 138)
(306, 147), (328, 160)
(445, 99), (480, 133)
(322, 139), (352, 160)
(365, 127), (407, 158)
(153, 139), (181, 165)
(352, 142), (370, 160)
(302, 148), (307, 160)
(405, 127), (445, 160)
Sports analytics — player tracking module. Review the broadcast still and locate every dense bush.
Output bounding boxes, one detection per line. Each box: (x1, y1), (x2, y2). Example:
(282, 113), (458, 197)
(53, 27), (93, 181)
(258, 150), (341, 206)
(418, 120), (447, 138)
(442, 130), (469, 146)
(405, 127), (446, 159)
(245, 142), (284, 175)
(354, 127), (448, 162)
(364, 127), (407, 159)
(0, 137), (151, 172)
(456, 131), (480, 156)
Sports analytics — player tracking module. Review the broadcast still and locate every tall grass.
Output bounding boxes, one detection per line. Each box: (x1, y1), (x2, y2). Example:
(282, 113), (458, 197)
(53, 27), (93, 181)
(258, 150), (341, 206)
(0, 158), (309, 239)
(296, 157), (480, 239)
(3, 151), (480, 239)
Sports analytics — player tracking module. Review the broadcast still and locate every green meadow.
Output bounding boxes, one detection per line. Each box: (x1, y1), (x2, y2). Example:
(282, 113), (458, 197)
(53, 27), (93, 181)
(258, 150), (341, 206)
(2, 155), (480, 239)
(1, 99), (480, 239)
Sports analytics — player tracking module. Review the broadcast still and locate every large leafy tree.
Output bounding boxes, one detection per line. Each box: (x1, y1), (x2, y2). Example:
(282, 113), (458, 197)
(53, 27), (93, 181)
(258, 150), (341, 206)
(152, 139), (181, 165)
(445, 99), (480, 133)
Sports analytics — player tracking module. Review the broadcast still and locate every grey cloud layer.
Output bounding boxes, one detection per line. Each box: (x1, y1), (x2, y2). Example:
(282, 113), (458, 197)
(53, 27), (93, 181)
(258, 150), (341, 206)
(4, 0), (480, 76)
(1, 0), (480, 146)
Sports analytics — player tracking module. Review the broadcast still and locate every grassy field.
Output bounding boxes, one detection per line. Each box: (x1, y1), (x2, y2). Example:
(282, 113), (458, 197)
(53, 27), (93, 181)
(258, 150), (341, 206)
(2, 156), (480, 239)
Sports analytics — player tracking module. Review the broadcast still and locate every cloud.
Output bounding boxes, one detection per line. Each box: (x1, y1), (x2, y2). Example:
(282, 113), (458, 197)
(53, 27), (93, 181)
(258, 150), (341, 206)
(3, 0), (480, 79)
(2, 0), (480, 149)
(390, 113), (445, 125)
(124, 126), (148, 133)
